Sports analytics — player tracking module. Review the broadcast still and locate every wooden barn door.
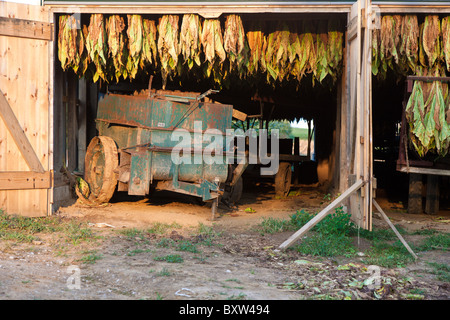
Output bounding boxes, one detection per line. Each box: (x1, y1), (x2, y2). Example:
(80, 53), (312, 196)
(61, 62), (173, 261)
(0, 2), (53, 216)
(347, 0), (373, 230)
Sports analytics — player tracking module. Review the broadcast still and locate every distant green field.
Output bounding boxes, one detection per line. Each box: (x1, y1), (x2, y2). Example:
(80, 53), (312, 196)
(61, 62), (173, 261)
(290, 127), (313, 140)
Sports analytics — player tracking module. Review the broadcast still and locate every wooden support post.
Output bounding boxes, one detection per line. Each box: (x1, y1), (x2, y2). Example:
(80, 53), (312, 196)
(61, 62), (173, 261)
(408, 173), (423, 214)
(425, 175), (439, 215)
(293, 136), (300, 185)
(77, 79), (87, 174)
(279, 179), (364, 250)
(66, 75), (78, 172)
(307, 120), (312, 159)
(373, 200), (418, 260)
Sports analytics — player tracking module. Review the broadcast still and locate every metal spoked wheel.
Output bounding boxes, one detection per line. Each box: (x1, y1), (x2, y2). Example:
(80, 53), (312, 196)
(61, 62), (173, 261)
(84, 136), (119, 204)
(275, 162), (292, 197)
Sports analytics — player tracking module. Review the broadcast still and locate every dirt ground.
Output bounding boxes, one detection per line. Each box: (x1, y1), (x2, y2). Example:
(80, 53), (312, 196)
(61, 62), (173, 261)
(0, 180), (449, 301)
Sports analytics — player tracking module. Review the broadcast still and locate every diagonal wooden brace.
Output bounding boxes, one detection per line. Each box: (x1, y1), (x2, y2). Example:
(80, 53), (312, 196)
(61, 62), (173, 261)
(0, 89), (45, 173)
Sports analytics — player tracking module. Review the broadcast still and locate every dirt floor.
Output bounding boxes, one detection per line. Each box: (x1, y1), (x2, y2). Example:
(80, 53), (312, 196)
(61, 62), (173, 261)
(0, 179), (449, 301)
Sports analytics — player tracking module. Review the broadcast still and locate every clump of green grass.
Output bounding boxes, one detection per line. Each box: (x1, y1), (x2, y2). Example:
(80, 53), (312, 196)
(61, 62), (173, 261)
(258, 217), (293, 234)
(294, 233), (356, 257)
(64, 221), (98, 244)
(258, 207), (355, 237)
(157, 238), (174, 248)
(176, 240), (199, 253)
(0, 210), (97, 244)
(363, 240), (415, 268)
(118, 222), (182, 241)
(147, 222), (181, 235)
(427, 262), (450, 282)
(79, 250), (103, 264)
(257, 207), (357, 258)
(155, 267), (171, 277)
(118, 228), (145, 240)
(0, 210), (58, 236)
(417, 233), (450, 251)
(193, 223), (222, 246)
(153, 254), (184, 263)
(290, 208), (356, 257)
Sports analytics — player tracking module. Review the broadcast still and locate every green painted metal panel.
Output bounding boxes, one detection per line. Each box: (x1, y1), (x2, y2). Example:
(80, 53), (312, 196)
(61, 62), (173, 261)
(129, 149), (152, 196)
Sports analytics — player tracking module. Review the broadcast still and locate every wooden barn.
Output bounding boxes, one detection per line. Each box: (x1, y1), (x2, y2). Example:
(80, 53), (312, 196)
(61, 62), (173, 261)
(1, 0), (449, 236)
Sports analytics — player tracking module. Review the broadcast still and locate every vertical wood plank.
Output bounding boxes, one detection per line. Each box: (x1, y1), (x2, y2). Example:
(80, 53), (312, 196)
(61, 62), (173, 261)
(78, 78), (87, 174)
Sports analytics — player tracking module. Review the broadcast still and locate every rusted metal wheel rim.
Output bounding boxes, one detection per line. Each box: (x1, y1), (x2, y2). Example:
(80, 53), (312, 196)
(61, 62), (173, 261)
(84, 136), (118, 203)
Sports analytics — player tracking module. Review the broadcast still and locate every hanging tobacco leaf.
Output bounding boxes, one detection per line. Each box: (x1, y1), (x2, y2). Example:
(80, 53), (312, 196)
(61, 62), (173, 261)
(179, 14), (201, 70)
(200, 19), (227, 84)
(372, 28), (381, 76)
(106, 15), (127, 82)
(406, 65), (450, 157)
(379, 15), (398, 77)
(287, 22), (303, 82)
(422, 15), (441, 68)
(392, 15), (404, 56)
(223, 14), (249, 75)
(126, 14), (143, 80)
(303, 20), (317, 77)
(140, 18), (158, 70)
(327, 19), (343, 80)
(314, 20), (329, 84)
(442, 17), (450, 72)
(79, 25), (91, 78)
(58, 15), (69, 70)
(85, 14), (108, 83)
(265, 22), (291, 83)
(399, 15), (419, 73)
(158, 15), (180, 88)
(58, 15), (84, 74)
(392, 15), (408, 75)
(246, 21), (266, 75)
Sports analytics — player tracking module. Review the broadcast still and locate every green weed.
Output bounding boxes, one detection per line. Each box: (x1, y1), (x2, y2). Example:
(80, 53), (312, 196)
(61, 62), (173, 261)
(79, 250), (103, 264)
(176, 240), (199, 253)
(427, 262), (450, 282)
(363, 241), (415, 268)
(153, 254), (184, 263)
(418, 233), (450, 251)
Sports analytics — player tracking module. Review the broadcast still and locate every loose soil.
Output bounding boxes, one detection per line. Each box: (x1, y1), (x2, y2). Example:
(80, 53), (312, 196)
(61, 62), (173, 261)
(0, 181), (449, 300)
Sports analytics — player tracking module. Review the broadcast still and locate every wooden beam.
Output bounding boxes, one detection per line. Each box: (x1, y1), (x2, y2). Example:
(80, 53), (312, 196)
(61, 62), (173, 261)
(398, 166), (450, 176)
(0, 171), (52, 190)
(0, 89), (45, 173)
(47, 5), (352, 15)
(373, 200), (418, 260)
(279, 179), (364, 250)
(232, 108), (247, 122)
(0, 16), (53, 41)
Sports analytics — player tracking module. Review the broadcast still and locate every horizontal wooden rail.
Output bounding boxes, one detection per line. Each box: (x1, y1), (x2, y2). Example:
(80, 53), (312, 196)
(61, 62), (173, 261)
(0, 16), (53, 41)
(0, 171), (52, 190)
